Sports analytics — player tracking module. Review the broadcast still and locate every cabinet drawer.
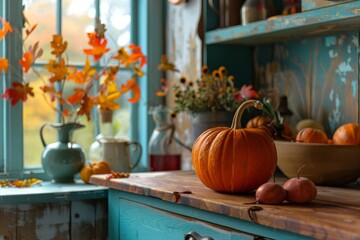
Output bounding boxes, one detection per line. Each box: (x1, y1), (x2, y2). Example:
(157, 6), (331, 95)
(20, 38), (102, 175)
(117, 198), (265, 240)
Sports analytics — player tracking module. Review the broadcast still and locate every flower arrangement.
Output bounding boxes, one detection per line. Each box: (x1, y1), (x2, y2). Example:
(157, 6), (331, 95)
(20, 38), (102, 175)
(156, 55), (288, 138)
(157, 55), (259, 113)
(0, 16), (146, 123)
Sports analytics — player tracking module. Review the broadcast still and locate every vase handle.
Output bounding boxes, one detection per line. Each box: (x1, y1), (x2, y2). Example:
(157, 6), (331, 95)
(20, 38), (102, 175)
(40, 123), (52, 147)
(128, 141), (142, 170)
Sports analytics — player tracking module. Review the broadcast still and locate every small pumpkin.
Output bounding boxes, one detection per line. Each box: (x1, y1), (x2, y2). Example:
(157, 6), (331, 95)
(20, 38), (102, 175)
(192, 100), (277, 193)
(80, 161), (112, 184)
(295, 128), (328, 144)
(246, 115), (271, 128)
(333, 123), (360, 145)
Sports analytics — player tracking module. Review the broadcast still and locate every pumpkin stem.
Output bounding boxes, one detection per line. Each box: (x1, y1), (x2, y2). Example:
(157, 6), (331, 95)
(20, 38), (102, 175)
(231, 100), (263, 129)
(297, 164), (306, 178)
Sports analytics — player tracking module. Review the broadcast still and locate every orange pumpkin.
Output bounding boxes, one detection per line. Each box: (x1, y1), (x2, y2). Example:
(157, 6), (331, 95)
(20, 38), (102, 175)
(333, 123), (360, 145)
(80, 161), (112, 184)
(295, 128), (328, 144)
(246, 115), (271, 128)
(192, 100), (277, 193)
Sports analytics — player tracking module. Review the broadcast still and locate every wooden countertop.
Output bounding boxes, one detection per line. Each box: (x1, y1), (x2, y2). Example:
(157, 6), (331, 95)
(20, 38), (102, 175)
(90, 171), (360, 240)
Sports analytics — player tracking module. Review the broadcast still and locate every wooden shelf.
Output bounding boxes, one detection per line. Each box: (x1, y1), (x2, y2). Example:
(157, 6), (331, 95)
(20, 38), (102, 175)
(205, 1), (360, 45)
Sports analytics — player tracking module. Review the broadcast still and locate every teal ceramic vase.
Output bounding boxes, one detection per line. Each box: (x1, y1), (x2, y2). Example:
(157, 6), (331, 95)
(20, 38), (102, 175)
(40, 122), (86, 183)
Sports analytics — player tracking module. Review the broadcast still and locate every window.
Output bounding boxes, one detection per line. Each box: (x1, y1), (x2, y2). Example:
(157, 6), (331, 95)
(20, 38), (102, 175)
(1, 0), (164, 178)
(22, 0), (134, 169)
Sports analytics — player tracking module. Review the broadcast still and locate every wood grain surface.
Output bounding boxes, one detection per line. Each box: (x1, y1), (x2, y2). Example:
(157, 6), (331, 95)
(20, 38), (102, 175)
(90, 171), (360, 240)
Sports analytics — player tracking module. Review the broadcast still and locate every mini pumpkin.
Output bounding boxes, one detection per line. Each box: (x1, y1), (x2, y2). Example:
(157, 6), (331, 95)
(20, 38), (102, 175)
(246, 115), (271, 128)
(295, 128), (328, 144)
(333, 123), (360, 145)
(192, 100), (277, 193)
(80, 161), (112, 184)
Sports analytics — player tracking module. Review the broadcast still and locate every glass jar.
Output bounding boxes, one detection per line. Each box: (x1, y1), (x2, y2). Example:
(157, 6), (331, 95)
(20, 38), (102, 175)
(148, 106), (182, 171)
(241, 0), (267, 25)
(89, 108), (115, 162)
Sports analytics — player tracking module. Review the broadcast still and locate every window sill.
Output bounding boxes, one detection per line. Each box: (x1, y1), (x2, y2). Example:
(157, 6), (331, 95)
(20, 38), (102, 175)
(0, 180), (108, 204)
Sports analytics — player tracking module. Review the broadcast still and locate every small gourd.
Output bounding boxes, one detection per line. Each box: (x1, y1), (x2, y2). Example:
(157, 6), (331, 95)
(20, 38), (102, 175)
(192, 100), (277, 193)
(80, 161), (112, 184)
(246, 115), (271, 128)
(333, 123), (360, 145)
(296, 128), (328, 144)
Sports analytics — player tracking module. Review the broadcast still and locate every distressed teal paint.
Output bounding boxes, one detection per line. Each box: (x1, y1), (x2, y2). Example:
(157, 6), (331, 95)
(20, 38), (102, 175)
(0, 0), (4, 172)
(352, 80), (356, 97)
(302, 0), (353, 11)
(131, 0), (165, 171)
(109, 189), (313, 240)
(255, 32), (358, 135)
(2, 1), (24, 176)
(0, 181), (107, 204)
(118, 198), (254, 240)
(206, 2), (360, 45)
(203, 0), (253, 88)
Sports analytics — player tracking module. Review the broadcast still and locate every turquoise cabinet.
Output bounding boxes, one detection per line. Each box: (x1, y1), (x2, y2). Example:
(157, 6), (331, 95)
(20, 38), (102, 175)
(108, 189), (311, 240)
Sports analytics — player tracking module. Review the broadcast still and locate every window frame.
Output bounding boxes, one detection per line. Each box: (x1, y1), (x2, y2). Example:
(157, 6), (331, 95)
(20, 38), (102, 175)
(1, 0), (165, 179)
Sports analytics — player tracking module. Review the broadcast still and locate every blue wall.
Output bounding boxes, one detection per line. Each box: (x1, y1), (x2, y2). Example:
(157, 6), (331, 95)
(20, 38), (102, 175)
(255, 32), (359, 136)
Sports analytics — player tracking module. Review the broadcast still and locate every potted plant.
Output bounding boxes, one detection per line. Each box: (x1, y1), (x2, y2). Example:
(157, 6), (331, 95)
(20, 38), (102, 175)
(157, 55), (260, 141)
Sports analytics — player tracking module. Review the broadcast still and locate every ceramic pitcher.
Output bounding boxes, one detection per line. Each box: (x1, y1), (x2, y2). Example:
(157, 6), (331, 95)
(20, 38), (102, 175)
(99, 138), (142, 172)
(40, 122), (86, 183)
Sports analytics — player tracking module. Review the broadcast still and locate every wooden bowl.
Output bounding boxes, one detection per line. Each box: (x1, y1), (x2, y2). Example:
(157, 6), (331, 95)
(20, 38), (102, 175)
(275, 140), (360, 186)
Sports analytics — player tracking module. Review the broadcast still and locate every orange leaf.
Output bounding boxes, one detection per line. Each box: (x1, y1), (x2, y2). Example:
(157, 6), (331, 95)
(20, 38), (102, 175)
(83, 33), (109, 61)
(19, 53), (33, 73)
(25, 23), (38, 37)
(67, 58), (96, 84)
(2, 82), (34, 105)
(62, 108), (72, 117)
(67, 88), (85, 104)
(0, 17), (12, 41)
(128, 44), (147, 67)
(120, 78), (136, 94)
(127, 83), (140, 103)
(0, 58), (9, 73)
(50, 35), (68, 57)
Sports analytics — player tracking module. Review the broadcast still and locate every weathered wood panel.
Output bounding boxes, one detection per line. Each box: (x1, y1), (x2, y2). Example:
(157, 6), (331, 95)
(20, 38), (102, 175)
(71, 199), (108, 240)
(17, 202), (70, 240)
(0, 199), (107, 240)
(94, 199), (108, 239)
(0, 205), (16, 239)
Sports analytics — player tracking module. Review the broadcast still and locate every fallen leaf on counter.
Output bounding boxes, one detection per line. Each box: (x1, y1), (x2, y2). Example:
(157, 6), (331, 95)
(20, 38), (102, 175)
(0, 178), (42, 188)
(106, 171), (130, 180)
(247, 206), (263, 223)
(173, 191), (192, 203)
